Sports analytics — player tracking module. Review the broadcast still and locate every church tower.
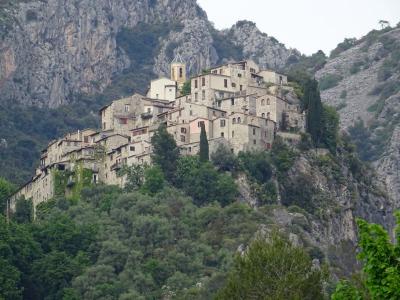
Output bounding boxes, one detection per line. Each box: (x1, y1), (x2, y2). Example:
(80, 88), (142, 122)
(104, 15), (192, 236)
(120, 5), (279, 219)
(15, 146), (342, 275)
(170, 54), (186, 88)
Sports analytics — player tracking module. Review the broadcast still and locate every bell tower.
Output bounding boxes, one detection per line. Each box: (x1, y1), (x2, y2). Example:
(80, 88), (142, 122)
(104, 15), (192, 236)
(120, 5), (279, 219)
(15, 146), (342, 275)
(170, 54), (186, 88)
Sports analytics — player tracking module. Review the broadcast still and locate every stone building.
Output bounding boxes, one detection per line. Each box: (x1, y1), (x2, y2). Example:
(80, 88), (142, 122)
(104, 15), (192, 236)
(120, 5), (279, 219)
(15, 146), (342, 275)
(10, 57), (306, 211)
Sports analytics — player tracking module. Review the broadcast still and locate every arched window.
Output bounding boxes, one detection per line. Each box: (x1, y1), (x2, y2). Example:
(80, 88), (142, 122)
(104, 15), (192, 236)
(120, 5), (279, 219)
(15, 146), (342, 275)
(267, 112), (270, 119)
(232, 118), (236, 124)
(237, 117), (241, 123)
(261, 113), (265, 118)
(261, 99), (265, 106)
(267, 98), (270, 105)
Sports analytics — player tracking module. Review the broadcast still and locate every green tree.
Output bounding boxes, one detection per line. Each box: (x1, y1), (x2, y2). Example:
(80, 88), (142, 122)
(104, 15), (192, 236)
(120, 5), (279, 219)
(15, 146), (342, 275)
(14, 197), (33, 223)
(141, 166), (165, 196)
(238, 151), (272, 183)
(332, 212), (400, 299)
(181, 80), (191, 96)
(216, 232), (325, 299)
(0, 258), (22, 300)
(0, 177), (15, 214)
(211, 143), (237, 172)
(117, 164), (147, 192)
(303, 79), (323, 146)
(199, 122), (209, 162)
(151, 123), (180, 183)
(321, 105), (339, 154)
(180, 162), (237, 206)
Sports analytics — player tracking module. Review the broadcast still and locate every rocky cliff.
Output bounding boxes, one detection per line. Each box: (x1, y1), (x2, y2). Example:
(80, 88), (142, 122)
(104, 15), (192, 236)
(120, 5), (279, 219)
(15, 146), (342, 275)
(238, 144), (393, 276)
(0, 0), (298, 108)
(315, 25), (400, 209)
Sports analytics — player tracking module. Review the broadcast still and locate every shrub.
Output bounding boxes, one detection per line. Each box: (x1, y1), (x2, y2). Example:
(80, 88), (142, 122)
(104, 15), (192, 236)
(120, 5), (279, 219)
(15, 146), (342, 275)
(211, 143), (237, 172)
(330, 38), (357, 58)
(237, 151), (272, 183)
(319, 74), (343, 90)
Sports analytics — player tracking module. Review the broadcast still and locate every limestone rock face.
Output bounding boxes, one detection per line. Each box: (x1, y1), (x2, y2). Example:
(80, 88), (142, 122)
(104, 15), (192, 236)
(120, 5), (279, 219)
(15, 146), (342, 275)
(226, 21), (300, 71)
(0, 0), (299, 108)
(316, 27), (400, 210)
(0, 0), (204, 107)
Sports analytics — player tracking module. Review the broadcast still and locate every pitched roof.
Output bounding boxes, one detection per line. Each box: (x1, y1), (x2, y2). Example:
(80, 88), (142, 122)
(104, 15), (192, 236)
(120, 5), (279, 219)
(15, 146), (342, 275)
(171, 53), (185, 64)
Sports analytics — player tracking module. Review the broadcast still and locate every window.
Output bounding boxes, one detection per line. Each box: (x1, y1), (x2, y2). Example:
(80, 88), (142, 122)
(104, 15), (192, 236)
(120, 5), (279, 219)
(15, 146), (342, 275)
(231, 82), (236, 87)
(217, 101), (221, 108)
(147, 107), (151, 113)
(180, 135), (185, 142)
(189, 147), (192, 152)
(262, 113), (265, 118)
(202, 90), (205, 100)
(179, 67), (183, 78)
(181, 127), (186, 133)
(267, 98), (270, 105)
(253, 128), (256, 135)
(224, 79), (228, 88)
(190, 110), (193, 116)
(240, 85), (243, 91)
(124, 104), (130, 112)
(119, 118), (127, 124)
(156, 94), (159, 99)
(103, 122), (106, 130)
(195, 79), (198, 88)
(232, 131), (234, 137)
(238, 73), (242, 78)
(130, 146), (135, 152)
(250, 68), (256, 73)
(232, 118), (236, 124)
(253, 139), (256, 145)
(261, 99), (265, 106)
(231, 98), (235, 106)
(237, 117), (241, 123)
(220, 119), (226, 127)
(267, 112), (270, 119)
(213, 111), (216, 117)
(202, 77), (205, 86)
(198, 121), (204, 128)
(221, 132), (224, 137)
(195, 92), (198, 101)
(84, 136), (89, 143)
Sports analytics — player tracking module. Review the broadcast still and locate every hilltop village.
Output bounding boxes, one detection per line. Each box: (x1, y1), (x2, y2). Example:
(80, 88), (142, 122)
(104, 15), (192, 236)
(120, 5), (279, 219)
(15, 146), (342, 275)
(10, 57), (306, 211)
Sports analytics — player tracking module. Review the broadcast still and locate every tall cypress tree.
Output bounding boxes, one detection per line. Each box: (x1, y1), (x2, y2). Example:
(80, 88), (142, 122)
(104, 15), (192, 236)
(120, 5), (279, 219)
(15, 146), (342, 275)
(199, 122), (209, 162)
(151, 123), (180, 183)
(303, 79), (323, 146)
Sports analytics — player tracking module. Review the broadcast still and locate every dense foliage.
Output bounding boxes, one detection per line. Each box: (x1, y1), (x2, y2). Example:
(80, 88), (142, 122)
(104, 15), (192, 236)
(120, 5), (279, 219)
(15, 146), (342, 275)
(216, 233), (326, 299)
(0, 185), (290, 299)
(151, 124), (180, 184)
(332, 213), (400, 299)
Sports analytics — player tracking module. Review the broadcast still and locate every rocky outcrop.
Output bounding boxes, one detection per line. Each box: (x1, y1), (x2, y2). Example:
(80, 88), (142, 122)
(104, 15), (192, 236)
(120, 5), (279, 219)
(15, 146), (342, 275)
(316, 27), (400, 210)
(238, 149), (393, 276)
(0, 0), (299, 108)
(226, 21), (300, 71)
(0, 0), (205, 107)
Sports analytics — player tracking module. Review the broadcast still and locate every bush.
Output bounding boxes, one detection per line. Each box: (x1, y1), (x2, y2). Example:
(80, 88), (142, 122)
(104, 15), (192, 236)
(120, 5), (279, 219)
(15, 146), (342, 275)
(211, 143), (237, 172)
(216, 233), (325, 299)
(237, 151), (272, 183)
(330, 38), (357, 58)
(318, 74), (343, 90)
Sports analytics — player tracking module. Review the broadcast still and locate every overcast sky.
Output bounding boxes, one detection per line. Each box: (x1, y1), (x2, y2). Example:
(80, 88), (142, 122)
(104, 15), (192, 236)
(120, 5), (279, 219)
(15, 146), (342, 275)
(197, 0), (400, 55)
